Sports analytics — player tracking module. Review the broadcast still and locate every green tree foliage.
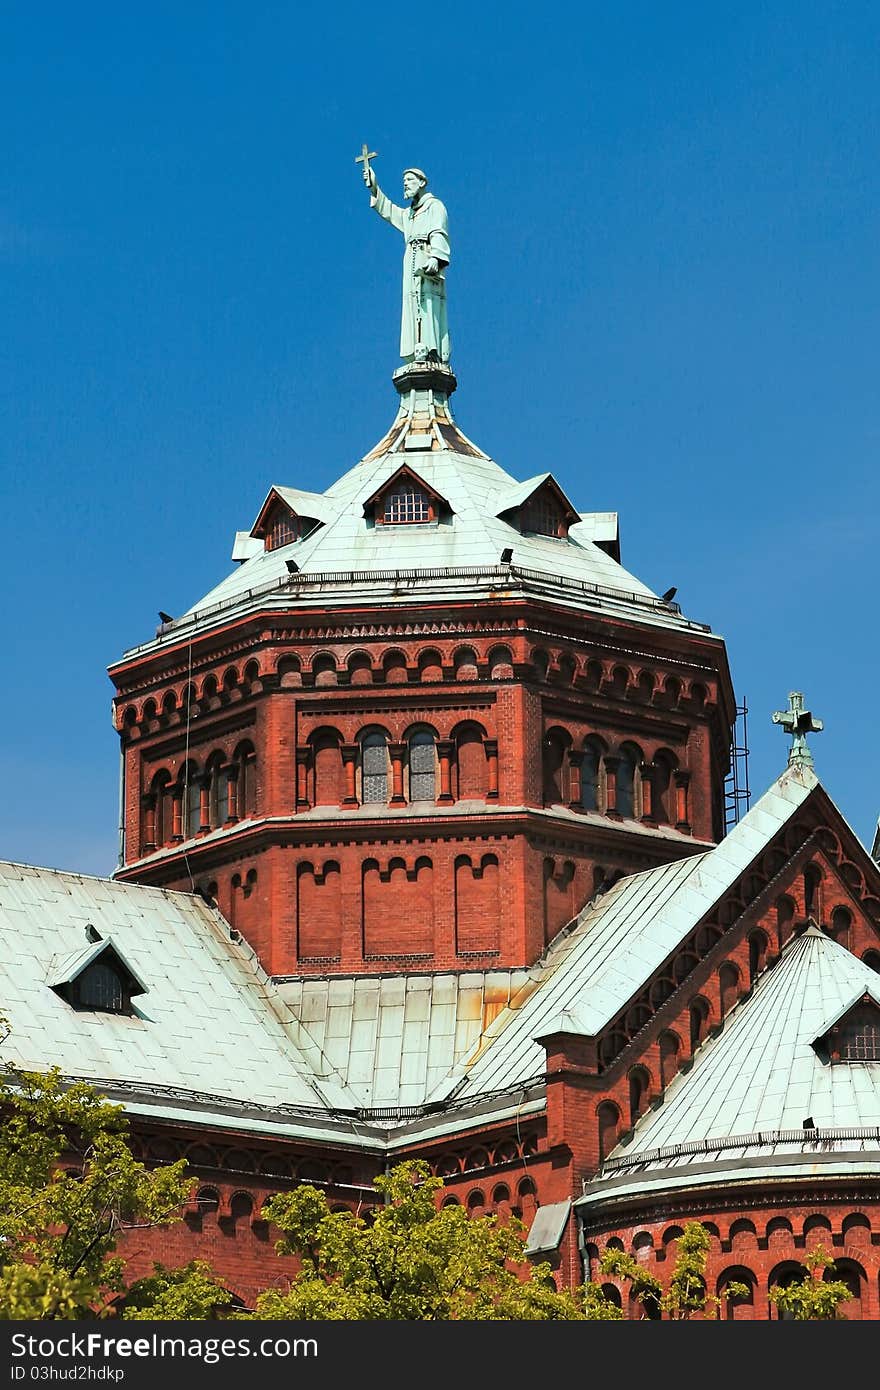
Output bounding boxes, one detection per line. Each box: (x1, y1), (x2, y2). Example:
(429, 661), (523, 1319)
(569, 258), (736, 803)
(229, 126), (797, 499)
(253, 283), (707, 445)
(0, 1066), (200, 1320)
(2, 1061), (855, 1324)
(121, 1262), (234, 1320)
(768, 1247), (852, 1320)
(600, 1221), (749, 1320)
(252, 1160), (619, 1320)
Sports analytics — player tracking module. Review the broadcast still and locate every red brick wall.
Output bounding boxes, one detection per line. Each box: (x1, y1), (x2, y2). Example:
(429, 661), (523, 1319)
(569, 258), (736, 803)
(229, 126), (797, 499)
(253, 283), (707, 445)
(583, 1200), (880, 1319)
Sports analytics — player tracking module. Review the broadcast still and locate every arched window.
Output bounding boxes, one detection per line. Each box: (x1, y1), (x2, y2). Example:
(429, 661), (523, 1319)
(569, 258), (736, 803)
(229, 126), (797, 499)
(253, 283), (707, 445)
(770, 1264), (811, 1319)
(776, 895), (795, 947)
(74, 962), (127, 1013)
(237, 745), (257, 818)
(717, 1267), (756, 1321)
(361, 733), (388, 803)
(659, 1031), (680, 1089)
(542, 729), (569, 805)
(628, 1068), (649, 1128)
(719, 962), (739, 1018)
(311, 730), (344, 806)
(826, 1260), (865, 1319)
(652, 752), (676, 824)
(748, 931), (768, 985)
(581, 740), (604, 812)
(408, 730), (436, 802)
(520, 492), (566, 537)
(150, 772), (171, 847)
(383, 485), (432, 524)
(597, 1103), (620, 1165)
(616, 746), (640, 818)
(454, 723), (486, 799)
(830, 906), (851, 947)
(182, 766), (200, 839)
(208, 761), (229, 827)
(804, 863), (822, 921)
(689, 997), (710, 1051)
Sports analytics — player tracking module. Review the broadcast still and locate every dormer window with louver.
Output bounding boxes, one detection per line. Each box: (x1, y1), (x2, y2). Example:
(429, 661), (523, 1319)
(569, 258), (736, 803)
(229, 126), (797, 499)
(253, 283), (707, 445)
(71, 961), (127, 1013)
(265, 504), (300, 551)
(249, 486), (333, 553)
(521, 492), (567, 538)
(49, 932), (147, 1017)
(494, 474), (580, 542)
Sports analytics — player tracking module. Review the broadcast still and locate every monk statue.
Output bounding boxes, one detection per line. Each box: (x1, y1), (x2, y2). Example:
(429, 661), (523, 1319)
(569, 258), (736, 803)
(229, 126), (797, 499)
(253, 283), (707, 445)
(361, 158), (451, 365)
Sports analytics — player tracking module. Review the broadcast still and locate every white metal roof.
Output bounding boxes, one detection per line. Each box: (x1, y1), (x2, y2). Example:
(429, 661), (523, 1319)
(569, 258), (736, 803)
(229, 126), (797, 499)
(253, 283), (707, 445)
(275, 969), (528, 1112)
(578, 926), (880, 1208)
(120, 392), (719, 657)
(0, 860), (354, 1127)
(2, 765), (851, 1160)
(191, 447), (662, 611)
(446, 766), (818, 1103)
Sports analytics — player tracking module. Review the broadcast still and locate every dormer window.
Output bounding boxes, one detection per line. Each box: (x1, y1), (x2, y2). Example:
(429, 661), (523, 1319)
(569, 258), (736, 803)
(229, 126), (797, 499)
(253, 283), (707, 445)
(49, 933), (147, 1017)
(384, 486), (433, 524)
(249, 486), (332, 553)
(521, 493), (567, 538)
(70, 961), (128, 1013)
(266, 505), (300, 551)
(817, 992), (880, 1063)
(494, 474), (579, 542)
(838, 1006), (880, 1061)
(365, 465), (448, 527)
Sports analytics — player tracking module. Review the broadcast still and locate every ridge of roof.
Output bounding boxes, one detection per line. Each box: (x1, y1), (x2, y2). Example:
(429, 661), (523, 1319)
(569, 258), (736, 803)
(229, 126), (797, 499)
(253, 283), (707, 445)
(442, 765), (818, 1102)
(598, 927), (880, 1175)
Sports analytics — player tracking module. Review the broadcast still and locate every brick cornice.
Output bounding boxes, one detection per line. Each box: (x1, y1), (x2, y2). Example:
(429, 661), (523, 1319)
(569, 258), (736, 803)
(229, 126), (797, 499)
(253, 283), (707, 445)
(117, 806), (707, 880)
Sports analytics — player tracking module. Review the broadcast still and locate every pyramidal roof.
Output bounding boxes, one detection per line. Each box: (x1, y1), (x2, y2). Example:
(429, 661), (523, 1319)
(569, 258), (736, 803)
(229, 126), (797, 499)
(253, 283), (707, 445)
(579, 927), (880, 1209)
(124, 369), (719, 657)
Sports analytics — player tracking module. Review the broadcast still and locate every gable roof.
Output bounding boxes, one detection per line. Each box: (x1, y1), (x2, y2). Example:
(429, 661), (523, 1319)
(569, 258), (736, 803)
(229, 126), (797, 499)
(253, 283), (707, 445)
(361, 461), (451, 513)
(810, 976), (880, 1043)
(3, 761), (876, 1161)
(491, 473), (580, 527)
(443, 766), (818, 1106)
(250, 485), (338, 537)
(579, 927), (880, 1210)
(47, 935), (148, 998)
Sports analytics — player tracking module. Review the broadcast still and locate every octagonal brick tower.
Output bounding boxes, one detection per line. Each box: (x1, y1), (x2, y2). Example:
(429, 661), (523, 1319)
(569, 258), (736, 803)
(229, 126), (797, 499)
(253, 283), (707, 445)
(110, 360), (736, 978)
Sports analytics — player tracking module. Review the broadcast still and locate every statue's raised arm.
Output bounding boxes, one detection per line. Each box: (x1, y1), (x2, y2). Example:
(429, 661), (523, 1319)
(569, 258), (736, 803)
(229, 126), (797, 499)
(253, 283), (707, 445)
(358, 150), (451, 365)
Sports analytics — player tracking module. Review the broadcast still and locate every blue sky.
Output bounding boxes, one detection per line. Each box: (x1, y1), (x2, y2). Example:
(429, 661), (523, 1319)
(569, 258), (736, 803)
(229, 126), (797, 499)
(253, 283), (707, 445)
(1, 2), (877, 874)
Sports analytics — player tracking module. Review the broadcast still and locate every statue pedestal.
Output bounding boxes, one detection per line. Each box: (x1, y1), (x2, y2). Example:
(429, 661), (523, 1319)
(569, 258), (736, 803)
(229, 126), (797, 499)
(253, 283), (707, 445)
(392, 360), (457, 398)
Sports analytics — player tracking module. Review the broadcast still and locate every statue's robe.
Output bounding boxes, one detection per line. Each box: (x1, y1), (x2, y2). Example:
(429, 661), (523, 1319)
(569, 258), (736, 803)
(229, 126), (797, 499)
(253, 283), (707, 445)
(371, 189), (451, 362)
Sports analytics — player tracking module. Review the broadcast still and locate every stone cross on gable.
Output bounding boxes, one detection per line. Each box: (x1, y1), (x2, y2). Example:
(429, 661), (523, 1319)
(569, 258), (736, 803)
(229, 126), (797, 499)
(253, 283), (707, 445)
(772, 691), (824, 769)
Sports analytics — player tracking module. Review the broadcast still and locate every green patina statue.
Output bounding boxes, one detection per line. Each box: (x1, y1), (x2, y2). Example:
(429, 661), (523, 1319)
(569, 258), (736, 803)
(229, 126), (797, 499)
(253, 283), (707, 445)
(358, 147), (451, 365)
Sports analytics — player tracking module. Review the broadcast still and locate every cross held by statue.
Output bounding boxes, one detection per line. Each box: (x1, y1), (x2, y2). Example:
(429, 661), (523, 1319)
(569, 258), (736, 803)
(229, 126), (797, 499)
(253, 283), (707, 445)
(356, 143), (378, 178)
(772, 691), (824, 769)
